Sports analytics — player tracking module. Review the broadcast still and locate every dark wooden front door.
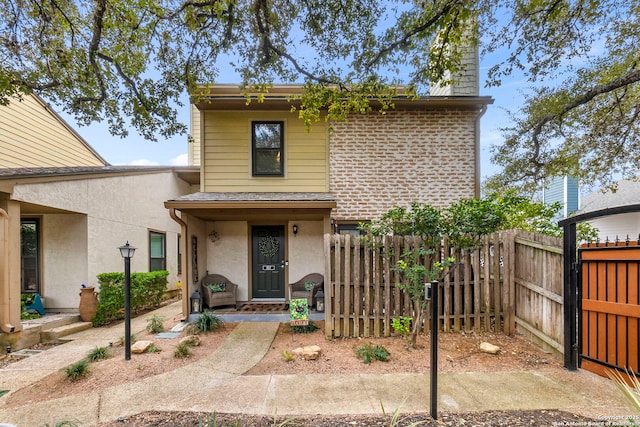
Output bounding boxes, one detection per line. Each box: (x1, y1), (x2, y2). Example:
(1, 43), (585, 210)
(252, 226), (285, 299)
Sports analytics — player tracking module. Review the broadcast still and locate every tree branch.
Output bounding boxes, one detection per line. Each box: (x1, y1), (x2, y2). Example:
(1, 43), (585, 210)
(528, 69), (640, 171)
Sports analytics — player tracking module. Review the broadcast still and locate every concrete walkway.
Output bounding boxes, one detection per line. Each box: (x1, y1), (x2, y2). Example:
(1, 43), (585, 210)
(0, 301), (637, 426)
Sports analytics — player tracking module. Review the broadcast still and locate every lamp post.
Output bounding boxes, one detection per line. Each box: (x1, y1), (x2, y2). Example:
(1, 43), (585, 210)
(425, 279), (439, 420)
(118, 241), (136, 360)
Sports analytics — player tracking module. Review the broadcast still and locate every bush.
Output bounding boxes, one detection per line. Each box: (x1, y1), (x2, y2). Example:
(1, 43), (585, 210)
(355, 343), (390, 364)
(290, 320), (319, 334)
(189, 311), (224, 334)
(86, 346), (110, 362)
(93, 270), (169, 326)
(64, 360), (89, 381)
(146, 315), (165, 334)
(174, 343), (192, 358)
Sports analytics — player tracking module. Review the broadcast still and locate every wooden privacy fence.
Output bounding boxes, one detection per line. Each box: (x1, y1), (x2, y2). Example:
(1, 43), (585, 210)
(512, 231), (564, 360)
(324, 231), (518, 338)
(324, 230), (566, 355)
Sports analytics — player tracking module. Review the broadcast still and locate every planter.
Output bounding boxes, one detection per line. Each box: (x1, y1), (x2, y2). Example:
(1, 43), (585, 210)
(79, 287), (99, 322)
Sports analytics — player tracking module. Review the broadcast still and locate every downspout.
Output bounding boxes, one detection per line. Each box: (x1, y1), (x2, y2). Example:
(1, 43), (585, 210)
(475, 104), (489, 198)
(169, 208), (189, 321)
(0, 208), (16, 333)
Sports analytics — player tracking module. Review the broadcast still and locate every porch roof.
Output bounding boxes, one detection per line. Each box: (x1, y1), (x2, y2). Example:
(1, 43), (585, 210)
(165, 192), (336, 221)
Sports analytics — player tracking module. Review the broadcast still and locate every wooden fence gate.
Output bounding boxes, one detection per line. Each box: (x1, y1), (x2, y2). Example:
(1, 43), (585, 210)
(579, 240), (640, 377)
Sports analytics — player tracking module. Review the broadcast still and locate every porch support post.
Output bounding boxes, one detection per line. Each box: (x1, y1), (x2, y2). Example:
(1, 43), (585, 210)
(0, 199), (23, 334)
(169, 208), (189, 321)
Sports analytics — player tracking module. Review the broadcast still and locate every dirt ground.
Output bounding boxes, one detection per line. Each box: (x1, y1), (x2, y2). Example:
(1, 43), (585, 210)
(1, 318), (592, 426)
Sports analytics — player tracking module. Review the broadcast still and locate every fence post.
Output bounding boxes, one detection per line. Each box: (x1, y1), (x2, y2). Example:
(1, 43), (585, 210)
(563, 222), (578, 371)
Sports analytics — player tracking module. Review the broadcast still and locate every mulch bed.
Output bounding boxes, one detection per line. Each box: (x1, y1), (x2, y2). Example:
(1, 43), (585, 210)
(97, 409), (597, 426)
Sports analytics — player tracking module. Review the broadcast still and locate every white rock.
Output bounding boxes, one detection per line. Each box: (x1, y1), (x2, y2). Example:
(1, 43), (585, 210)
(291, 345), (322, 360)
(179, 335), (201, 347)
(479, 342), (501, 355)
(131, 340), (154, 354)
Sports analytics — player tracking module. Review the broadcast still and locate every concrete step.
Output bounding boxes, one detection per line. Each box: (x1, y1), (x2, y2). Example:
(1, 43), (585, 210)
(41, 321), (93, 344)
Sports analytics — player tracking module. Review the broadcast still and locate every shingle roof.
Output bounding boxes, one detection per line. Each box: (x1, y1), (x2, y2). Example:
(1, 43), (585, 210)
(168, 192), (336, 203)
(577, 179), (640, 214)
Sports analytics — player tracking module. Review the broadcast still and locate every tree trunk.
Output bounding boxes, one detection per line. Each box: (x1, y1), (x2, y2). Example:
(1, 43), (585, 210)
(409, 299), (424, 348)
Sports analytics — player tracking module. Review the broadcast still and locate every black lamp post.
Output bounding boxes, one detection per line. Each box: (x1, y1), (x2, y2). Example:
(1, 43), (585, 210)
(118, 241), (136, 360)
(425, 279), (439, 420)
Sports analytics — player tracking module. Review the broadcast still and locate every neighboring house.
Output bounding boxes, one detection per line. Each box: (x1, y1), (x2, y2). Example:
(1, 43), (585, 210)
(543, 176), (580, 221)
(576, 178), (640, 241)
(0, 95), (198, 339)
(168, 75), (492, 318)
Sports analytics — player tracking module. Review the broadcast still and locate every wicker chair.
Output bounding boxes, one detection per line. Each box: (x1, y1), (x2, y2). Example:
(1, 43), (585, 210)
(288, 273), (324, 307)
(200, 273), (238, 309)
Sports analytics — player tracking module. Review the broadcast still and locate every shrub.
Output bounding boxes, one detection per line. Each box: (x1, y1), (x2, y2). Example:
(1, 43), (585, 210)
(146, 315), (165, 333)
(174, 343), (192, 358)
(64, 360), (89, 381)
(117, 333), (137, 347)
(20, 294), (41, 320)
(356, 343), (390, 364)
(190, 311), (224, 334)
(290, 320), (319, 334)
(146, 344), (161, 353)
(86, 346), (110, 362)
(391, 317), (412, 340)
(281, 350), (294, 362)
(93, 270), (169, 326)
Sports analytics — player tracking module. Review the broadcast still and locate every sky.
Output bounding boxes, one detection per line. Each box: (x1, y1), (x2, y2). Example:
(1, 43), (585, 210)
(55, 55), (523, 181)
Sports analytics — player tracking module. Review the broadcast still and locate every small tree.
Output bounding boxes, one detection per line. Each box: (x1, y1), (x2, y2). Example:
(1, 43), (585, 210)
(361, 202), (453, 348)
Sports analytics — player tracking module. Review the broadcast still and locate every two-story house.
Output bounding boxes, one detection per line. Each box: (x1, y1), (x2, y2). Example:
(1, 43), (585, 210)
(167, 76), (492, 318)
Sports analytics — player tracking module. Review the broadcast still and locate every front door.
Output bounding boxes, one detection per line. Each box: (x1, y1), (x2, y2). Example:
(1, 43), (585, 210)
(252, 225), (285, 299)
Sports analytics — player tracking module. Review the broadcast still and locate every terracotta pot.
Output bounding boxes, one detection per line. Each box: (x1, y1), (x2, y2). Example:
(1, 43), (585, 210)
(79, 287), (99, 322)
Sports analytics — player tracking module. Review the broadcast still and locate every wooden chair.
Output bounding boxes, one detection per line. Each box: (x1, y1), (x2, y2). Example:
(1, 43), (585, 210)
(288, 273), (324, 307)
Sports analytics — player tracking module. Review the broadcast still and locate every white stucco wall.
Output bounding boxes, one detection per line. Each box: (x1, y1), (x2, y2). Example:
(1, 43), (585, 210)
(207, 221), (249, 300)
(12, 171), (191, 310)
(42, 214), (88, 309)
(287, 220), (324, 283)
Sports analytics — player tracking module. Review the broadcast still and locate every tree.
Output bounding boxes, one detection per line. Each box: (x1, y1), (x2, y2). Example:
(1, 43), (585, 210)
(1, 0), (637, 186)
(0, 0), (480, 139)
(483, 1), (640, 194)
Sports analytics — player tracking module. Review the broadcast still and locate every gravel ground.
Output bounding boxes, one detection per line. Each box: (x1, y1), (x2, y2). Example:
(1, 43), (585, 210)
(97, 409), (600, 426)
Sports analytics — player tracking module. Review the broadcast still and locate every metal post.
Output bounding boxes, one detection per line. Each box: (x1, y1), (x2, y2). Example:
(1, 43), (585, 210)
(124, 255), (131, 361)
(430, 279), (438, 419)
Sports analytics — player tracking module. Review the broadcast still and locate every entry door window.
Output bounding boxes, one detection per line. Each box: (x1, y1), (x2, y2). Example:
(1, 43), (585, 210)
(21, 218), (40, 293)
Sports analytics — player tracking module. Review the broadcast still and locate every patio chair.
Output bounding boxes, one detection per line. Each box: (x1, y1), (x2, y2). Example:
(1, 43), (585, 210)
(288, 273), (324, 307)
(200, 273), (238, 309)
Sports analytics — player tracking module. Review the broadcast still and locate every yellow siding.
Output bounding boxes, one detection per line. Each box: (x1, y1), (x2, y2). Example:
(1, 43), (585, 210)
(188, 105), (201, 167)
(0, 95), (105, 168)
(202, 111), (328, 192)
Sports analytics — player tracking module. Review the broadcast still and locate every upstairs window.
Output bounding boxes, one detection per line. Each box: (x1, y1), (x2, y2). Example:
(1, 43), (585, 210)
(252, 121), (284, 176)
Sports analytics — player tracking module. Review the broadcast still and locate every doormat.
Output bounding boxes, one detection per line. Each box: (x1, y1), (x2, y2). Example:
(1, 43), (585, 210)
(238, 303), (288, 312)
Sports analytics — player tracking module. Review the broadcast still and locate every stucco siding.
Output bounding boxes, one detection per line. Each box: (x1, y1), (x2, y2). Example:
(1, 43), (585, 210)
(0, 95), (105, 168)
(201, 111), (328, 192)
(206, 221), (249, 300)
(330, 110), (478, 220)
(10, 171), (190, 310)
(287, 220), (324, 283)
(43, 214), (88, 310)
